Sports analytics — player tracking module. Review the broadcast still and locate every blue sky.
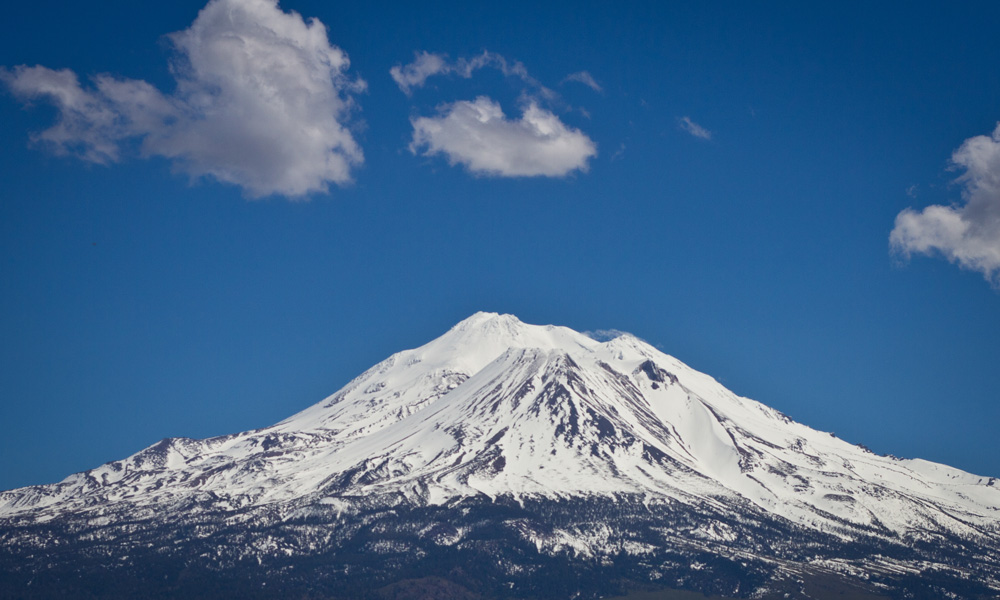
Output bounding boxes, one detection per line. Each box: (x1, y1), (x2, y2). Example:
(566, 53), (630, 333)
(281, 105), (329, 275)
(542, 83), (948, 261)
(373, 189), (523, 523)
(2, 0), (1000, 491)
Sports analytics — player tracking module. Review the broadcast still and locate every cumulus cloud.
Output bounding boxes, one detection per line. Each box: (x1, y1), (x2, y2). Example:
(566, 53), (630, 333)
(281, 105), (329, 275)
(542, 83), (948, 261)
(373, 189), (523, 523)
(394, 50), (595, 179)
(890, 123), (1000, 285)
(390, 50), (547, 97)
(678, 116), (712, 140)
(0, 0), (364, 198)
(563, 71), (602, 93)
(409, 96), (597, 177)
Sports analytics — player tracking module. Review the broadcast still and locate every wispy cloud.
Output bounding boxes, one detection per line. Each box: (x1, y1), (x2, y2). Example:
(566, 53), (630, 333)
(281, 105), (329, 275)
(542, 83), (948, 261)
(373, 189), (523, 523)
(409, 96), (596, 177)
(0, 0), (364, 199)
(611, 143), (626, 162)
(583, 329), (631, 342)
(678, 116), (712, 140)
(563, 71), (602, 93)
(390, 50), (550, 98)
(890, 123), (1000, 286)
(389, 51), (449, 96)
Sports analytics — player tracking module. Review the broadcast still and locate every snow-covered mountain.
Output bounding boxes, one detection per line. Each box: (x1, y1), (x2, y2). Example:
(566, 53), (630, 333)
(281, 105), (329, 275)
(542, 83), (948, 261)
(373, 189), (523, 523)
(2, 312), (999, 599)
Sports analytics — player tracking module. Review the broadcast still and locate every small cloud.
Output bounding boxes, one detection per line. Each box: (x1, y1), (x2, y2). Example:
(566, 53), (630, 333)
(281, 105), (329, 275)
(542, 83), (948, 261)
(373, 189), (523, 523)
(890, 123), (1000, 286)
(611, 143), (625, 162)
(1, 0), (364, 199)
(563, 71), (602, 93)
(390, 50), (550, 97)
(409, 96), (597, 178)
(584, 329), (631, 342)
(395, 51), (596, 179)
(678, 116), (712, 140)
(906, 184), (918, 198)
(390, 51), (447, 96)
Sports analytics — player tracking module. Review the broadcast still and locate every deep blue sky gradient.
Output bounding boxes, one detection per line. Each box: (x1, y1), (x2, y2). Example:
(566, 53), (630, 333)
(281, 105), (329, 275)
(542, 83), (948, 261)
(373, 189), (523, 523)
(2, 0), (1000, 490)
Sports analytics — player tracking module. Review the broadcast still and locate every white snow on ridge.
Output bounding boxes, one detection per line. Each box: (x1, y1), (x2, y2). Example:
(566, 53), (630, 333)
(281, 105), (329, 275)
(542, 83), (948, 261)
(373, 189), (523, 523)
(2, 312), (998, 544)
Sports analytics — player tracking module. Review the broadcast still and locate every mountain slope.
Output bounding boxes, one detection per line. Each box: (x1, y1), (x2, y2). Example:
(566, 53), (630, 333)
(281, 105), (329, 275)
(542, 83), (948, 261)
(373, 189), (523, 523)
(2, 312), (999, 599)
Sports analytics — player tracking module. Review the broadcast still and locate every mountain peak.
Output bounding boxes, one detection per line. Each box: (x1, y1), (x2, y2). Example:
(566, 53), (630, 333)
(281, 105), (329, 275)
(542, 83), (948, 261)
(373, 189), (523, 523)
(450, 311), (525, 333)
(3, 312), (1000, 598)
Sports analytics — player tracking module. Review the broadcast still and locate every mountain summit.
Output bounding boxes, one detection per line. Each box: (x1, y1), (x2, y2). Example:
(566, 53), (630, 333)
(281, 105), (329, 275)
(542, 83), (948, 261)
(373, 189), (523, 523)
(2, 313), (999, 599)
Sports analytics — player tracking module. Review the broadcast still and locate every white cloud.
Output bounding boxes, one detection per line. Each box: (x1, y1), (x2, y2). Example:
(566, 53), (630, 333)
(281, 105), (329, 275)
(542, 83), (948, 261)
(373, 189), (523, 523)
(393, 50), (594, 179)
(409, 96), (597, 177)
(389, 52), (448, 96)
(678, 116), (712, 140)
(1, 67), (135, 164)
(563, 71), (602, 93)
(0, 0), (364, 198)
(890, 123), (1000, 285)
(390, 50), (549, 97)
(583, 329), (631, 342)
